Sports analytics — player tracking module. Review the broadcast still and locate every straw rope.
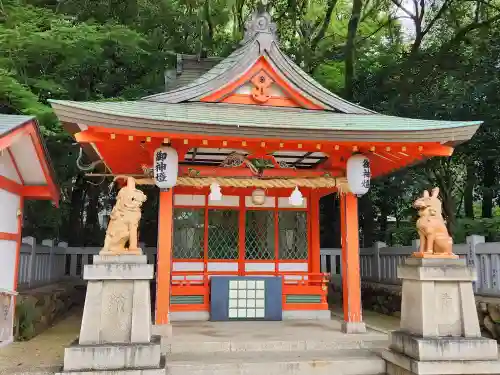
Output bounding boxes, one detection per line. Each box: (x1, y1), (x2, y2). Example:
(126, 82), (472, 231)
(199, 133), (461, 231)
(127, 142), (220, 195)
(129, 176), (349, 191)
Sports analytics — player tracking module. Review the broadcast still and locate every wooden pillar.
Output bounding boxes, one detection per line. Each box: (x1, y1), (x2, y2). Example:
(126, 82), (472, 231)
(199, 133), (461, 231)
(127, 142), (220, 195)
(156, 188), (173, 325)
(340, 193), (366, 333)
(310, 191), (321, 274)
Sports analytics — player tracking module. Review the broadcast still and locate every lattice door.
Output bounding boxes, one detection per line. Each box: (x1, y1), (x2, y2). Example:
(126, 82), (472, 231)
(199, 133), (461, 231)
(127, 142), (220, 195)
(208, 209), (239, 259)
(245, 210), (275, 260)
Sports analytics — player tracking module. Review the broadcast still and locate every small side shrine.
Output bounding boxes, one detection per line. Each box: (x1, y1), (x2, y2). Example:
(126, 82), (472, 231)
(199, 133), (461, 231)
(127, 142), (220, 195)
(0, 114), (60, 346)
(49, 9), (480, 332)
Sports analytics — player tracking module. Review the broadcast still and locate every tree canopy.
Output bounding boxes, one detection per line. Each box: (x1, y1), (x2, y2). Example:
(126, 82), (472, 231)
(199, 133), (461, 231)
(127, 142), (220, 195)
(2, 0), (500, 246)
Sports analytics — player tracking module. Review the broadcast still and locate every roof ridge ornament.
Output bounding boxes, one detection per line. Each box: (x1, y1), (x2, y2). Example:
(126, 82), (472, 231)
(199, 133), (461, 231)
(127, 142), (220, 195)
(241, 5), (277, 51)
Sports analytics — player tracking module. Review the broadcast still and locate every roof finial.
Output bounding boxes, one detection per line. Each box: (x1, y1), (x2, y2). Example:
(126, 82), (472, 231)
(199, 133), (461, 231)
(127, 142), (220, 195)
(241, 2), (277, 48)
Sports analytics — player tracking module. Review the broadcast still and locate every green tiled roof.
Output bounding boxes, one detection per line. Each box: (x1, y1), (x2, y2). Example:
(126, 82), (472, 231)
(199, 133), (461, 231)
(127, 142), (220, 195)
(0, 114), (34, 136)
(49, 99), (481, 132)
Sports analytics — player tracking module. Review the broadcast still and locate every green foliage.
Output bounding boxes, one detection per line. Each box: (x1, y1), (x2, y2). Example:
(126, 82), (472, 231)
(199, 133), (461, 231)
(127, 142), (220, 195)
(14, 297), (40, 340)
(1, 0), (500, 244)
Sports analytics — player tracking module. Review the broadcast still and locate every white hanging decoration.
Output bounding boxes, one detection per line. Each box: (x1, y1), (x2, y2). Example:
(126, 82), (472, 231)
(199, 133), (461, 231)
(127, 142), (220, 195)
(346, 154), (371, 196)
(289, 186), (304, 207)
(154, 146), (178, 189)
(209, 182), (222, 201)
(251, 188), (266, 205)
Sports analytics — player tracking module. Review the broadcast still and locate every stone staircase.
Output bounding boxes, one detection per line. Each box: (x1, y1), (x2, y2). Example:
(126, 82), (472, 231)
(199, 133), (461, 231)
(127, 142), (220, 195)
(164, 321), (389, 375)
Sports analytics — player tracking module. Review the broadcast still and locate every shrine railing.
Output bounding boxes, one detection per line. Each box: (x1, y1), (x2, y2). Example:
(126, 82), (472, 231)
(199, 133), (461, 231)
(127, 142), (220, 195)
(170, 271), (329, 311)
(18, 234), (500, 297)
(321, 235), (498, 296)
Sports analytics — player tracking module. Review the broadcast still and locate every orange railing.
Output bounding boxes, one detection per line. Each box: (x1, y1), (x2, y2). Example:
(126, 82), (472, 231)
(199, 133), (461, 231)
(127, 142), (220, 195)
(170, 271), (330, 312)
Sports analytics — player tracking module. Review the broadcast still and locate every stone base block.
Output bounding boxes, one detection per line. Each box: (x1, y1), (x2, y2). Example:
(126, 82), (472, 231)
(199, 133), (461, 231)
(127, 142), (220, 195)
(56, 368), (165, 375)
(79, 273), (152, 345)
(341, 321), (367, 334)
(283, 309), (331, 320)
(93, 255), (148, 264)
(170, 311), (210, 322)
(383, 349), (500, 375)
(63, 337), (161, 371)
(399, 258), (481, 338)
(152, 324), (172, 354)
(390, 330), (498, 361)
(84, 263), (153, 280)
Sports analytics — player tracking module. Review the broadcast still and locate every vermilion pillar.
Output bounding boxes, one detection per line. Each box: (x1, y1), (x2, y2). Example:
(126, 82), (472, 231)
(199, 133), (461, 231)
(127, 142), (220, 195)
(310, 191), (321, 274)
(340, 193), (366, 333)
(156, 188), (173, 326)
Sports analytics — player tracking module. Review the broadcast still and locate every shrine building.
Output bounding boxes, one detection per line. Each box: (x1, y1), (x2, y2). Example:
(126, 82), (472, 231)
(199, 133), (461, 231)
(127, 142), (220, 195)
(49, 10), (480, 332)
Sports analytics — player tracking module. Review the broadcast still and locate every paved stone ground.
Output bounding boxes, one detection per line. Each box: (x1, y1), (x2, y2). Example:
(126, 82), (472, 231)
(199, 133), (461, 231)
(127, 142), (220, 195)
(0, 308), (82, 375)
(0, 308), (400, 374)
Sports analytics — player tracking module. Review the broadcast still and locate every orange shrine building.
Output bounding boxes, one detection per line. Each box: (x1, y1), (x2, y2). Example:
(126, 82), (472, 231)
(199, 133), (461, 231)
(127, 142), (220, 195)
(50, 10), (480, 332)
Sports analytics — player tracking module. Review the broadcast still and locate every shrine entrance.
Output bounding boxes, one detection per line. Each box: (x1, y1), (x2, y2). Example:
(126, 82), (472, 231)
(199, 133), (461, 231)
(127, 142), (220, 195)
(50, 6), (480, 332)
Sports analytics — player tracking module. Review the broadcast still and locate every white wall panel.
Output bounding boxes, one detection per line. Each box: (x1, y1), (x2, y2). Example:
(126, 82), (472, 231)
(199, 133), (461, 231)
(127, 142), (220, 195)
(278, 197), (307, 209)
(207, 262), (238, 272)
(173, 262), (204, 272)
(245, 196), (275, 208)
(174, 194), (205, 206)
(245, 262), (275, 272)
(278, 262), (308, 272)
(0, 151), (21, 183)
(10, 136), (45, 184)
(0, 240), (17, 290)
(0, 190), (19, 233)
(208, 195), (239, 207)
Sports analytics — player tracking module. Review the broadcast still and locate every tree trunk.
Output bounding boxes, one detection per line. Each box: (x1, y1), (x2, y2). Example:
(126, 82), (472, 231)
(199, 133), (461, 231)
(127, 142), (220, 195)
(482, 158), (495, 218)
(65, 175), (86, 245)
(344, 0), (363, 99)
(359, 194), (375, 247)
(84, 183), (101, 246)
(464, 161), (475, 218)
(441, 189), (456, 235)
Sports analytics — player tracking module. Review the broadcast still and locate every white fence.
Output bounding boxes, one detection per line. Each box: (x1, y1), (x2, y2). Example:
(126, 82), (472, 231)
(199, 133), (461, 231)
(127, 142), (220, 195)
(320, 235), (500, 296)
(17, 237), (67, 288)
(17, 235), (500, 296)
(16, 238), (159, 288)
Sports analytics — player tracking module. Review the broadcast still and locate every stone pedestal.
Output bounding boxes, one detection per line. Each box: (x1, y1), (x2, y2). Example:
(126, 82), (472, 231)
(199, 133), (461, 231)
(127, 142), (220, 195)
(382, 258), (500, 375)
(57, 255), (165, 375)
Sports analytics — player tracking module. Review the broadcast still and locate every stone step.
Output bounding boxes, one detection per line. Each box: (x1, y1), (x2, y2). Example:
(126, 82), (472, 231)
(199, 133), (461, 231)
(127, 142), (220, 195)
(166, 337), (389, 354)
(166, 348), (386, 375)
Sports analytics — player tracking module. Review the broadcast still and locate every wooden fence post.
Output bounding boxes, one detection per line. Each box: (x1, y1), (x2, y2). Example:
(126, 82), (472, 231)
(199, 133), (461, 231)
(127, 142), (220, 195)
(42, 239), (55, 282)
(57, 241), (68, 279)
(466, 235), (485, 293)
(22, 237), (36, 287)
(373, 242), (385, 281)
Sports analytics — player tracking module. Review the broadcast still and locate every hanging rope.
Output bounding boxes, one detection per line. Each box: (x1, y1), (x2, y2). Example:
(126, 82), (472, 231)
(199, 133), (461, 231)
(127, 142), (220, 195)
(120, 176), (350, 191)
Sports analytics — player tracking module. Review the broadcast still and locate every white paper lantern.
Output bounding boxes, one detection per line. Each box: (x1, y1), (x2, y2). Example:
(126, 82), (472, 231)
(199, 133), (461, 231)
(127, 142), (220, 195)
(346, 154), (371, 196)
(154, 146), (178, 189)
(289, 186), (304, 207)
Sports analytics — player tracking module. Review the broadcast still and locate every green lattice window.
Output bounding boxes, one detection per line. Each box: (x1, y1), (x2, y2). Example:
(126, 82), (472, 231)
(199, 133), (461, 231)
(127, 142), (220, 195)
(208, 209), (239, 259)
(278, 211), (308, 260)
(245, 210), (275, 260)
(173, 209), (204, 259)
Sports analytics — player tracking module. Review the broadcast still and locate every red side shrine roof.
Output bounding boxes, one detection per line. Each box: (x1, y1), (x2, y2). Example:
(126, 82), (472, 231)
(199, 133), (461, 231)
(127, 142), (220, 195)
(0, 115), (60, 205)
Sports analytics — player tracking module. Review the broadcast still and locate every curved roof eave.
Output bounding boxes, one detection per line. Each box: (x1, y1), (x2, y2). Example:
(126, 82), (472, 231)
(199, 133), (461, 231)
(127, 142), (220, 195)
(49, 100), (481, 144)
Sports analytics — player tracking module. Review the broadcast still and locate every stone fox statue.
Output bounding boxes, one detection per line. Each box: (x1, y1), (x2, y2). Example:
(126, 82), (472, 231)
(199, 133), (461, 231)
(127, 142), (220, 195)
(100, 177), (147, 255)
(413, 187), (455, 258)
